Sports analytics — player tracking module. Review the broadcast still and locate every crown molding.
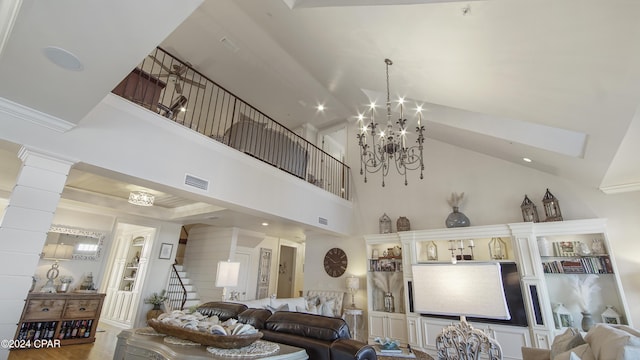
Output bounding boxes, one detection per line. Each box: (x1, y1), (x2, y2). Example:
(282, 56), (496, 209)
(0, 97), (75, 132)
(599, 182), (640, 195)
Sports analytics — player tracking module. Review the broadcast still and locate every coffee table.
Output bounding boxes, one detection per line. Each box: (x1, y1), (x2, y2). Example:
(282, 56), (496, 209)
(114, 328), (308, 360)
(374, 347), (434, 360)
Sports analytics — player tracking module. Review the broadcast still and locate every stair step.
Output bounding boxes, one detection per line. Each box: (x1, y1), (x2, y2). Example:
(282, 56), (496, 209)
(183, 299), (201, 308)
(174, 265), (184, 271)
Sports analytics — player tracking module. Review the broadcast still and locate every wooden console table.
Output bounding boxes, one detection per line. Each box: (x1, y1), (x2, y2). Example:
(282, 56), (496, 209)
(115, 328), (309, 360)
(14, 292), (105, 346)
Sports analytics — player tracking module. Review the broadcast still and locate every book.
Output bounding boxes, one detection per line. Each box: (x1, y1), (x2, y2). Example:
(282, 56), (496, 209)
(379, 349), (403, 354)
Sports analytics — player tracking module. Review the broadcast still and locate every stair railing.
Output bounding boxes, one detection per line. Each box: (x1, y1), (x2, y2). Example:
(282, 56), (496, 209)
(167, 261), (187, 311)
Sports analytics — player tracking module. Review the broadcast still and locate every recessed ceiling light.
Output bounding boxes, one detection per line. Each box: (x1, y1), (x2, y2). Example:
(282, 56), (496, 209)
(317, 104), (325, 111)
(523, 157), (532, 163)
(261, 222), (269, 226)
(43, 46), (83, 71)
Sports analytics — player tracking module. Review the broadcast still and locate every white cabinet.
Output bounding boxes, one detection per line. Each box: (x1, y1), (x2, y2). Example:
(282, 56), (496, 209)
(364, 219), (629, 353)
(515, 219), (631, 344)
(406, 315), (422, 348)
(369, 311), (407, 344)
(365, 234), (407, 344)
(419, 317), (530, 360)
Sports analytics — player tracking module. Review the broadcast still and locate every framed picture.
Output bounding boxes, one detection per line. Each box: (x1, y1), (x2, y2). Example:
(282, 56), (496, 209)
(256, 248), (272, 299)
(159, 243), (173, 260)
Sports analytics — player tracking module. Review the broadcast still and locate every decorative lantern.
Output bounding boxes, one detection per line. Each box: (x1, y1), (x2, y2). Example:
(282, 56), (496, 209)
(601, 306), (621, 324)
(553, 303), (574, 329)
(489, 237), (507, 260)
(379, 213), (392, 234)
(520, 195), (540, 223)
(396, 216), (410, 232)
(542, 188), (563, 222)
(426, 241), (438, 261)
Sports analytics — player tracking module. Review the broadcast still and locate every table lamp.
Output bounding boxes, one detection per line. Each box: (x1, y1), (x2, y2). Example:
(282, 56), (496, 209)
(346, 276), (360, 308)
(40, 243), (74, 293)
(215, 260), (240, 301)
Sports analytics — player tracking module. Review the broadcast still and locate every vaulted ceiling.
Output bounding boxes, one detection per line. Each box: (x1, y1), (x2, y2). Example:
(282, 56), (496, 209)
(1, 0), (639, 231)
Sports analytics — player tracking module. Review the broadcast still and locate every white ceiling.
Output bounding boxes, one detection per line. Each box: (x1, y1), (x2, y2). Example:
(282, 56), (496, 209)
(1, 0), (640, 239)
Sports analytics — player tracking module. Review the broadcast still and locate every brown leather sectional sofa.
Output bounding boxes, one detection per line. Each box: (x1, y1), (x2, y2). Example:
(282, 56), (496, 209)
(197, 302), (376, 360)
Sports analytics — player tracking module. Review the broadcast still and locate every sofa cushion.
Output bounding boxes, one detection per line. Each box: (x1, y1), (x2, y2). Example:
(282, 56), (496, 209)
(585, 324), (640, 359)
(238, 308), (271, 329)
(554, 344), (595, 360)
(265, 311), (350, 341)
(261, 329), (332, 360)
(550, 328), (581, 359)
(196, 301), (248, 321)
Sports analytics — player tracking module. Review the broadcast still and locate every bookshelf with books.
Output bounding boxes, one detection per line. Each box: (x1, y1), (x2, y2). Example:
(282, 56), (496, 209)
(528, 219), (631, 342)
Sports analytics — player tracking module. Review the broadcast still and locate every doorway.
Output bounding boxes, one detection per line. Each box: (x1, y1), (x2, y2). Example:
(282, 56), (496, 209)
(276, 245), (296, 298)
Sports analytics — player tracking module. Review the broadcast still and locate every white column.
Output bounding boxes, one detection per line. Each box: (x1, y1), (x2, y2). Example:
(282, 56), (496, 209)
(0, 147), (74, 359)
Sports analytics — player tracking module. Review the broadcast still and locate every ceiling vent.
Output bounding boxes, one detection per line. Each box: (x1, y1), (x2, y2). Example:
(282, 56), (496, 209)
(318, 217), (328, 226)
(184, 174), (209, 191)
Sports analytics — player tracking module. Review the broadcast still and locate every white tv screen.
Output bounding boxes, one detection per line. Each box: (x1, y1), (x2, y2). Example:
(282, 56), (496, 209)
(410, 262), (511, 320)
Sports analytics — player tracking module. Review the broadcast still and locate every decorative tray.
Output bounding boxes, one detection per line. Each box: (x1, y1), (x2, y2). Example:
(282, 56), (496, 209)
(147, 319), (263, 348)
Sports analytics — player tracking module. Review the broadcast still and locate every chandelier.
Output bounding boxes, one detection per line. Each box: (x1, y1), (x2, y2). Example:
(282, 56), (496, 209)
(128, 191), (155, 206)
(356, 59), (425, 187)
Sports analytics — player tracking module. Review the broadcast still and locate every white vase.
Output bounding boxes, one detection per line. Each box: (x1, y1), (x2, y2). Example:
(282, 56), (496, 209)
(538, 237), (552, 257)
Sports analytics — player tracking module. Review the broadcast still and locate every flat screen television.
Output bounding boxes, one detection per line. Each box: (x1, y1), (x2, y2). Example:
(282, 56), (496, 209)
(409, 261), (528, 327)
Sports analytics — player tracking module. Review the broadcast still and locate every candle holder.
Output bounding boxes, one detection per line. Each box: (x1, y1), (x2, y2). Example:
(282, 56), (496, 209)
(455, 240), (473, 261)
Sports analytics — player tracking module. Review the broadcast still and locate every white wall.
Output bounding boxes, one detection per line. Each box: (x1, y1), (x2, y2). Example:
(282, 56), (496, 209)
(302, 121), (640, 327)
(33, 208), (116, 291)
(0, 95), (353, 237)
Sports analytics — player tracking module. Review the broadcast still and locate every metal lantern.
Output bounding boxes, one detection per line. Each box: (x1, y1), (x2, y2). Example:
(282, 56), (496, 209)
(542, 188), (563, 222)
(520, 195), (540, 223)
(379, 213), (392, 234)
(489, 237), (507, 260)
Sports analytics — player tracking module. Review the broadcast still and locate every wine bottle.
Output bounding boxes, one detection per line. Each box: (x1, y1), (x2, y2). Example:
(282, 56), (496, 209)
(78, 320), (87, 338)
(17, 323), (28, 340)
(35, 322), (43, 340)
(46, 322), (56, 339)
(71, 320), (79, 338)
(84, 320), (93, 338)
(58, 322), (67, 340)
(26, 323), (35, 341)
(65, 321), (73, 339)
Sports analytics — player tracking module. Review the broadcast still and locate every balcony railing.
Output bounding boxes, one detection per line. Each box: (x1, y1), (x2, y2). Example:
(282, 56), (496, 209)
(112, 47), (350, 199)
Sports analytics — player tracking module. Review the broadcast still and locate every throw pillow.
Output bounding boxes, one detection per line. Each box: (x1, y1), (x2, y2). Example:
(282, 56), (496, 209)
(585, 324), (640, 359)
(265, 303), (289, 313)
(305, 296), (319, 309)
(550, 328), (580, 359)
(296, 304), (320, 315)
(271, 297), (306, 310)
(318, 296), (338, 317)
(320, 299), (336, 317)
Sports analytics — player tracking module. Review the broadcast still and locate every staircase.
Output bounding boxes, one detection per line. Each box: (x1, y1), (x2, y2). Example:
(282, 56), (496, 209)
(167, 264), (201, 310)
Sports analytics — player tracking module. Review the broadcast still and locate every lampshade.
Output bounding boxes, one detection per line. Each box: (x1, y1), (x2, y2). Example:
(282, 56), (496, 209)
(346, 276), (360, 291)
(215, 261), (240, 287)
(411, 262), (510, 320)
(42, 244), (74, 260)
(128, 191), (154, 206)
